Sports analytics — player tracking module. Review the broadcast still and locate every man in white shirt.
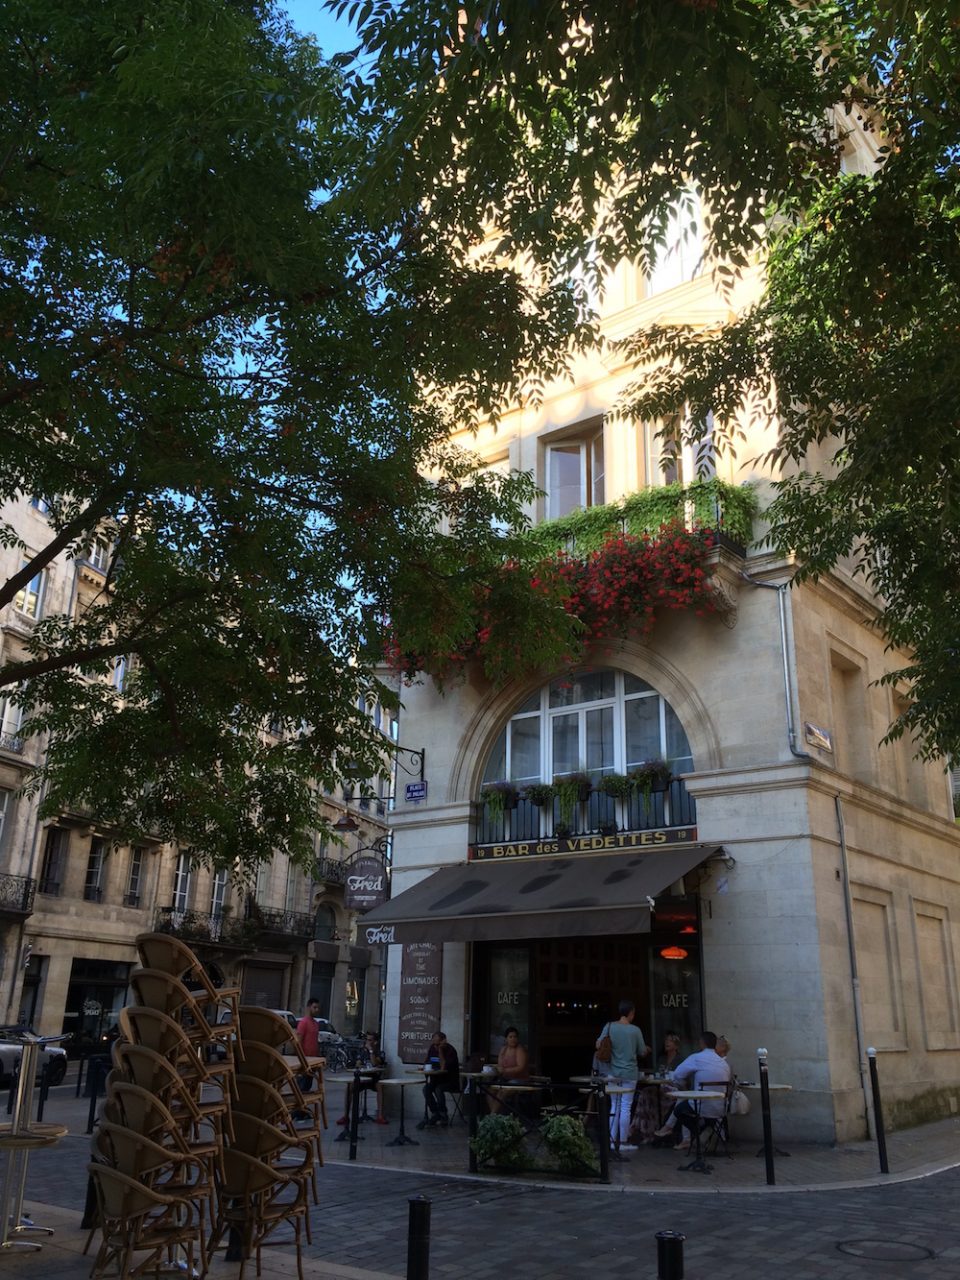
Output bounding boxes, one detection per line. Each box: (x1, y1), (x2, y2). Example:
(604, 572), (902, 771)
(666, 1030), (731, 1151)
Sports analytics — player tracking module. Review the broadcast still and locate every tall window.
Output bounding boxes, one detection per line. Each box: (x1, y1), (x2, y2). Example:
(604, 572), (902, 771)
(85, 538), (111, 573)
(0, 692), (24, 747)
(646, 191), (703, 296)
(84, 838), (106, 903)
(0, 789), (10, 854)
(641, 411), (715, 488)
(482, 668), (694, 785)
(126, 847), (144, 908)
(546, 430), (605, 520)
(113, 656), (128, 692)
(39, 827), (68, 896)
(210, 867), (228, 918)
(14, 560), (45, 619)
(29, 496), (50, 515)
(172, 852), (192, 913)
(314, 902), (337, 942)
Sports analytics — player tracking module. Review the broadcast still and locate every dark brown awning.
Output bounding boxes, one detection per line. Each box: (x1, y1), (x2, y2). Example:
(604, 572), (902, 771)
(360, 845), (717, 946)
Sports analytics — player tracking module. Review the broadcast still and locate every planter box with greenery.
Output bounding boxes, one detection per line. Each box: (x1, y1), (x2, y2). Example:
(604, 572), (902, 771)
(523, 782), (556, 807)
(479, 780), (520, 819)
(628, 760), (673, 804)
(541, 1114), (599, 1175)
(469, 1114), (531, 1170)
(597, 772), (634, 800)
(553, 771), (593, 826)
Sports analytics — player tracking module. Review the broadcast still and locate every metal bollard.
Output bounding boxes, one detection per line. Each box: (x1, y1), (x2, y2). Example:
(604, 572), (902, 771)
(597, 1083), (610, 1185)
(656, 1230), (685, 1280)
(36, 1062), (49, 1122)
(467, 1078), (478, 1174)
(85, 1058), (104, 1135)
(406, 1195), (430, 1280)
(76, 1056), (86, 1099)
(348, 1065), (362, 1161)
(867, 1048), (889, 1174)
(758, 1048), (775, 1186)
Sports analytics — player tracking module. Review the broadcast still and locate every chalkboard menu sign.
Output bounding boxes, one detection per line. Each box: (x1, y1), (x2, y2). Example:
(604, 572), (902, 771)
(398, 942), (442, 1063)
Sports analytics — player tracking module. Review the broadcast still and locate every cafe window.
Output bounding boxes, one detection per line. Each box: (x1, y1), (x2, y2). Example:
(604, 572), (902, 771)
(481, 668), (693, 786)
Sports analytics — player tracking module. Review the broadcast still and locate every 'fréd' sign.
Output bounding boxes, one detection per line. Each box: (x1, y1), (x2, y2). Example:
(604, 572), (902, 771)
(469, 826), (698, 861)
(344, 855), (388, 912)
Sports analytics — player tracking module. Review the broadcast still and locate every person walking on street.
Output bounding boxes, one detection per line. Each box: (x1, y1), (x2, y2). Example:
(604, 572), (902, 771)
(596, 1000), (649, 1151)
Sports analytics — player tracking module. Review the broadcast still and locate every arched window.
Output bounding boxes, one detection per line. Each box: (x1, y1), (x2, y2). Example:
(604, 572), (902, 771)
(482, 669), (693, 785)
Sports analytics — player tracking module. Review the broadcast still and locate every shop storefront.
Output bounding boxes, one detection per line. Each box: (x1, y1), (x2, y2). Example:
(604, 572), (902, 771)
(363, 838), (714, 1071)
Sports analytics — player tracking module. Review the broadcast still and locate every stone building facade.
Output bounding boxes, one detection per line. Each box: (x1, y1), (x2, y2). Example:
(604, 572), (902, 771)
(0, 495), (386, 1048)
(365, 173), (960, 1142)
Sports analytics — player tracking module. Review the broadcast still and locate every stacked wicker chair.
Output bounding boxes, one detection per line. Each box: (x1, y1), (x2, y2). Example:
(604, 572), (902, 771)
(84, 930), (315, 1279)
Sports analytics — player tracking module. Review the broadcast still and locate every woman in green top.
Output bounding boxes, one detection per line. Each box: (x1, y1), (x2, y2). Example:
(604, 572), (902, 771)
(595, 1000), (649, 1149)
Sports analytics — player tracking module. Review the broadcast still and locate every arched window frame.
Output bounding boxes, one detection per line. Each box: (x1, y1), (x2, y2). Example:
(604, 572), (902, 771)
(481, 669), (694, 787)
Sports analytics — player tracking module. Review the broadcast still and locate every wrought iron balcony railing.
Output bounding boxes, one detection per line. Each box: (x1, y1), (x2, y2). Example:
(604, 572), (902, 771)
(154, 906), (259, 949)
(315, 857), (347, 885)
(474, 780), (697, 847)
(0, 874), (36, 916)
(0, 732), (24, 754)
(255, 907), (316, 940)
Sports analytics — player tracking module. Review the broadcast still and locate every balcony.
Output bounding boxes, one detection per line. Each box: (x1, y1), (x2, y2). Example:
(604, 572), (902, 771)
(315, 857), (347, 885)
(154, 907), (260, 951)
(0, 732), (24, 755)
(473, 780), (697, 849)
(254, 907), (316, 946)
(0, 874), (36, 918)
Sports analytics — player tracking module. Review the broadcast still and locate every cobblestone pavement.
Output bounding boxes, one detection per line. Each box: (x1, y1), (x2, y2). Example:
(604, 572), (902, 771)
(4, 1075), (959, 1279)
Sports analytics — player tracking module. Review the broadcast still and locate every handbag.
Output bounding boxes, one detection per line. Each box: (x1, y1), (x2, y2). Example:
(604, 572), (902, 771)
(596, 1023), (613, 1064)
(730, 1086), (751, 1116)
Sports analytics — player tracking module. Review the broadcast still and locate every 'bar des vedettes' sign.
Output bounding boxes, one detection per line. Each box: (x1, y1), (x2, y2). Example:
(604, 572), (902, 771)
(469, 826), (698, 861)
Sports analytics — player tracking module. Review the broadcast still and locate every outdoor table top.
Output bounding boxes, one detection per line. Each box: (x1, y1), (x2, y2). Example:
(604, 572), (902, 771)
(666, 1089), (727, 1100)
(741, 1082), (792, 1091)
(579, 1084), (633, 1096)
(324, 1069), (382, 1084)
(379, 1076), (425, 1087)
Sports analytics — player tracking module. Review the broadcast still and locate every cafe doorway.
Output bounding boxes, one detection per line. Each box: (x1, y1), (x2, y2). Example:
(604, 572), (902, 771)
(470, 894), (703, 1079)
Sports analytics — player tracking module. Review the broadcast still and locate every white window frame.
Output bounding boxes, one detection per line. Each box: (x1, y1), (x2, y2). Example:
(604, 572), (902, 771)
(483, 669), (694, 785)
(646, 190), (704, 296)
(173, 852), (192, 913)
(210, 867), (228, 917)
(14, 560), (45, 619)
(546, 430), (605, 520)
(0, 693), (24, 744)
(126, 847), (143, 907)
(113, 655), (128, 691)
(84, 838), (106, 903)
(86, 538), (111, 573)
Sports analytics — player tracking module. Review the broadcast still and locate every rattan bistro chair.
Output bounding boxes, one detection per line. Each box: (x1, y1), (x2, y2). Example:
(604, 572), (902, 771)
(238, 1006), (327, 1124)
(114, 1042), (234, 1146)
(119, 1004), (235, 1097)
(136, 931), (243, 1061)
(87, 1162), (200, 1280)
(129, 968), (237, 1072)
(212, 1148), (309, 1280)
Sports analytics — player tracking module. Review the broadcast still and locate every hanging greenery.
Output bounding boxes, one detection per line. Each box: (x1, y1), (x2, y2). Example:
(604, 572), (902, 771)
(386, 521), (725, 687)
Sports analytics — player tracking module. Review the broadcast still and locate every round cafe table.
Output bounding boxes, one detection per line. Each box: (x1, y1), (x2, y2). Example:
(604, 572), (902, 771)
(665, 1090), (726, 1174)
(379, 1078), (422, 1147)
(741, 1082), (793, 1157)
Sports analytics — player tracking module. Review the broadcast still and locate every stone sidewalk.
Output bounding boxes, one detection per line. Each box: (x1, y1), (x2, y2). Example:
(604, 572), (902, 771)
(3, 1076), (960, 1278)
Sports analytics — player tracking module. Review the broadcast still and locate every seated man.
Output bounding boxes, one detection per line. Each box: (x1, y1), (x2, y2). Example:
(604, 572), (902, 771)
(665, 1030), (731, 1152)
(417, 1030), (460, 1128)
(337, 1032), (388, 1126)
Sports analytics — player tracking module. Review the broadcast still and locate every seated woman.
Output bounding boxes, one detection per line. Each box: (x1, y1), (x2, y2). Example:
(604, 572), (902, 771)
(630, 1031), (681, 1143)
(487, 1027), (530, 1114)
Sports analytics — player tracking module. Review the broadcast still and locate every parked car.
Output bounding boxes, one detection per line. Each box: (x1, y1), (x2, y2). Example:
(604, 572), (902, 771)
(0, 1025), (68, 1086)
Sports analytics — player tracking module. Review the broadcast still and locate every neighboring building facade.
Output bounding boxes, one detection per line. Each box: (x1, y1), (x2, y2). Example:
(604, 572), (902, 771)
(366, 168), (960, 1142)
(0, 497), (387, 1046)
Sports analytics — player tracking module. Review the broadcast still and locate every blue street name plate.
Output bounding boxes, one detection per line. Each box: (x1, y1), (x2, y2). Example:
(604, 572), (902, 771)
(405, 781), (428, 803)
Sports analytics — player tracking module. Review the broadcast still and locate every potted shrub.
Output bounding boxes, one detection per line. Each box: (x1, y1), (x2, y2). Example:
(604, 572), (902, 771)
(553, 771), (593, 827)
(541, 1114), (598, 1175)
(629, 759), (672, 806)
(523, 782), (555, 808)
(479, 780), (520, 820)
(469, 1114), (531, 1170)
(597, 772), (633, 800)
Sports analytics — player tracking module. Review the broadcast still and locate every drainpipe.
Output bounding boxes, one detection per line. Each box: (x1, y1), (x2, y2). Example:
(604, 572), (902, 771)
(835, 793), (874, 1138)
(739, 574), (812, 762)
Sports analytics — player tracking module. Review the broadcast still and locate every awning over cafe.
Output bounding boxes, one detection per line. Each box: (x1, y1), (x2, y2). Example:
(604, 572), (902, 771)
(360, 845), (719, 946)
